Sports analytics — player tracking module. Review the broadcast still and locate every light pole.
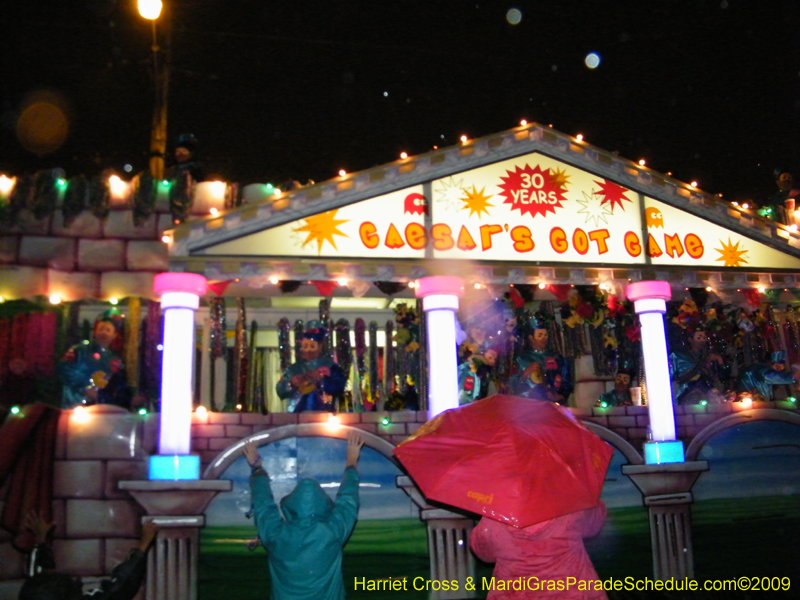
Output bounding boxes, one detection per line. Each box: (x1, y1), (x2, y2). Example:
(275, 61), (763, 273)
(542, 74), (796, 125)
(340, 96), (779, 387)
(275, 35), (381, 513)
(138, 0), (169, 180)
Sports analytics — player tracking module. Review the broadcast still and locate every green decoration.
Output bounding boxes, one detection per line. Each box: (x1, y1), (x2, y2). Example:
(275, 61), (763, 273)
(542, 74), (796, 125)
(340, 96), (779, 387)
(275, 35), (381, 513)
(87, 175), (110, 219)
(133, 171), (158, 226)
(31, 170), (60, 220)
(169, 171), (193, 223)
(62, 175), (87, 226)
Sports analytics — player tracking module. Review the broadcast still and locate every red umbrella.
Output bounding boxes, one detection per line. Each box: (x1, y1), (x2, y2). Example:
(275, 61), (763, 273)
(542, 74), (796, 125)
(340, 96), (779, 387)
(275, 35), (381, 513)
(393, 395), (612, 527)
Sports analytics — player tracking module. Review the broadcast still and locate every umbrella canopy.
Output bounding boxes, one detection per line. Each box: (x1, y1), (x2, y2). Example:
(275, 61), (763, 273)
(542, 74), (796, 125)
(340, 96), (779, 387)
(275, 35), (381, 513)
(394, 395), (612, 527)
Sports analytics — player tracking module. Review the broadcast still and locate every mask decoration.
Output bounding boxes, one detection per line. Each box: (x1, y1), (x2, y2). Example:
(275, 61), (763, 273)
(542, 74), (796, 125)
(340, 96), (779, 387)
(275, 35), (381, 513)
(645, 207), (664, 228)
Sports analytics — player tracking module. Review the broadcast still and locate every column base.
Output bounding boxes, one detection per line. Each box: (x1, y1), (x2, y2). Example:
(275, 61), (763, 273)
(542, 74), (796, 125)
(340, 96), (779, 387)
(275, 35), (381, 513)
(149, 454), (201, 480)
(644, 440), (684, 465)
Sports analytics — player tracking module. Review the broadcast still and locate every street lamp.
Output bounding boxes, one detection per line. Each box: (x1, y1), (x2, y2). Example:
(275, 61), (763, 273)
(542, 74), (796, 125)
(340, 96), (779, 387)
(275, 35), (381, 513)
(138, 0), (168, 180)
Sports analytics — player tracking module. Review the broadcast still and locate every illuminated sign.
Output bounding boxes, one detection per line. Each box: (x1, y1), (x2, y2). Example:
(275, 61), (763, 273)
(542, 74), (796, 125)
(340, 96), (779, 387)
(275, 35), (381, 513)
(200, 152), (800, 269)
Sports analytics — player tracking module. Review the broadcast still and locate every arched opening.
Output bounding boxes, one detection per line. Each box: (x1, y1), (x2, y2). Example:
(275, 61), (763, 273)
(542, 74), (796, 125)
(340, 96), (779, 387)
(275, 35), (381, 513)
(198, 425), (432, 600)
(688, 413), (800, 581)
(579, 423), (652, 579)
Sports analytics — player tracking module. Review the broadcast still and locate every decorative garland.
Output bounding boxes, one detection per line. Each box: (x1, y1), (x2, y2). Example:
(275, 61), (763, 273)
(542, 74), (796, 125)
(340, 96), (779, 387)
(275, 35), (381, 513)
(384, 319), (395, 393)
(368, 320), (379, 406)
(62, 175), (86, 227)
(132, 171), (157, 226)
(125, 297), (141, 389)
(293, 320), (305, 362)
(87, 175), (110, 219)
(31, 170), (59, 220)
(233, 298), (249, 408)
(354, 318), (366, 381)
(334, 318), (352, 375)
(277, 317), (291, 372)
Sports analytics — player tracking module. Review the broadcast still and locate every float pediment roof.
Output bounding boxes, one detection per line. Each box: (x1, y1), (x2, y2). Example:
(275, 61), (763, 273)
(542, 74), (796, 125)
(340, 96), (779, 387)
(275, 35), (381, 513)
(168, 123), (800, 283)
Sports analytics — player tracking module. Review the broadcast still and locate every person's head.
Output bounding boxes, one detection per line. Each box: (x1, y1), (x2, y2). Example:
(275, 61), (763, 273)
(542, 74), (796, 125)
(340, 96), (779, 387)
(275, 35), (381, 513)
(93, 309), (123, 350)
(174, 133), (198, 164)
(468, 324), (487, 344)
(483, 348), (498, 367)
(688, 328), (708, 352)
(300, 326), (326, 361)
(614, 371), (633, 393)
(771, 350), (787, 371)
(530, 328), (549, 351)
(280, 478), (334, 523)
(775, 168), (795, 191)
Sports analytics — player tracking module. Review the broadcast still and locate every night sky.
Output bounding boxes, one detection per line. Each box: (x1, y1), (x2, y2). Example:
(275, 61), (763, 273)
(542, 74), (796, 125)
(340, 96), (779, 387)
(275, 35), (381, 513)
(2, 1), (799, 202)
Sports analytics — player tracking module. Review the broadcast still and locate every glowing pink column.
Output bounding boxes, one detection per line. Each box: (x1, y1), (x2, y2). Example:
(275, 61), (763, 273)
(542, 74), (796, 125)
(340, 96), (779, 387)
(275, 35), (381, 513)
(626, 280), (683, 464)
(415, 276), (464, 417)
(151, 272), (207, 479)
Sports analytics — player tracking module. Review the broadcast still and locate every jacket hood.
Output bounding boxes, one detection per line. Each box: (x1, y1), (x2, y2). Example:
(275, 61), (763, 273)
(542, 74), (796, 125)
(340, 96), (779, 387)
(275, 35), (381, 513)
(280, 478), (334, 523)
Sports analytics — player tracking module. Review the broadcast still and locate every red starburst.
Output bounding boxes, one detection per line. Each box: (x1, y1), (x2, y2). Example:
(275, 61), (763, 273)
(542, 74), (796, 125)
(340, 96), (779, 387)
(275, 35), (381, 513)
(594, 179), (632, 211)
(498, 164), (567, 218)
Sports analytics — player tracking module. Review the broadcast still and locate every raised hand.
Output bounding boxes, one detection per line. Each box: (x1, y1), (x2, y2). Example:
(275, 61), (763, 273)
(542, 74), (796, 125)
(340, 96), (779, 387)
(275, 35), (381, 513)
(243, 441), (262, 467)
(346, 432), (365, 468)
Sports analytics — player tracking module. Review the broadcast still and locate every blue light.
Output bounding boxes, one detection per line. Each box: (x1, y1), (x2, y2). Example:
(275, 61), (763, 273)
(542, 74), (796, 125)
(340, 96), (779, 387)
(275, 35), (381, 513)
(644, 440), (685, 465)
(149, 454), (200, 480)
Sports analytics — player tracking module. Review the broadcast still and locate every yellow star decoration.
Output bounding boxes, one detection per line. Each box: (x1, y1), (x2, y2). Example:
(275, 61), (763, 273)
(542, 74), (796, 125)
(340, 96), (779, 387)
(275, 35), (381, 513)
(460, 185), (494, 218)
(294, 209), (349, 253)
(550, 167), (570, 188)
(714, 237), (748, 267)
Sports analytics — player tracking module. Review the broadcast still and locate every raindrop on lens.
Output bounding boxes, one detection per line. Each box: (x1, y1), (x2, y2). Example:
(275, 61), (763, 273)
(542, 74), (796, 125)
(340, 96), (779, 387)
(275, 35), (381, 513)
(585, 52), (601, 69)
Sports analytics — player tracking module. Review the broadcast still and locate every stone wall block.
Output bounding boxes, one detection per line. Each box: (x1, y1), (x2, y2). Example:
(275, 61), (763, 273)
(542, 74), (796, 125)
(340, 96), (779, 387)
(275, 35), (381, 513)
(608, 416), (637, 428)
(0, 210), (51, 235)
(104, 538), (140, 574)
(240, 413), (270, 425)
(271, 413), (299, 426)
(380, 423), (406, 435)
(192, 424), (225, 438)
(51, 210), (103, 238)
(0, 236), (19, 264)
(104, 211), (157, 239)
(191, 437), (208, 451)
(54, 460), (104, 498)
(0, 580), (24, 599)
(100, 271), (157, 301)
(19, 236), (76, 270)
(126, 240), (168, 271)
(66, 499), (141, 538)
(141, 415), (159, 455)
(48, 270), (100, 302)
(335, 413), (361, 424)
(53, 539), (102, 576)
(157, 213), (176, 234)
(225, 425), (253, 438)
(51, 499), (67, 538)
(209, 437), (241, 451)
(0, 543), (25, 579)
(208, 412), (241, 424)
(105, 460), (148, 499)
(78, 239), (125, 271)
(66, 406), (144, 460)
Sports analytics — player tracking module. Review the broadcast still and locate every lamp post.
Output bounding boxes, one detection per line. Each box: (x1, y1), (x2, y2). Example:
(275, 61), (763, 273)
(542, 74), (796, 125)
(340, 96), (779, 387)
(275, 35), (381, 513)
(138, 0), (169, 180)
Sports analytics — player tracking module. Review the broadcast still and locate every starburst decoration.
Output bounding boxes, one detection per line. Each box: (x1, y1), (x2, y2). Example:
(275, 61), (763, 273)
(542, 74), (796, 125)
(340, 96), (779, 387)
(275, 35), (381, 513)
(551, 167), (571, 188)
(576, 191), (614, 226)
(293, 209), (349, 253)
(594, 179), (632, 212)
(460, 185), (494, 218)
(715, 238), (748, 267)
(434, 176), (465, 211)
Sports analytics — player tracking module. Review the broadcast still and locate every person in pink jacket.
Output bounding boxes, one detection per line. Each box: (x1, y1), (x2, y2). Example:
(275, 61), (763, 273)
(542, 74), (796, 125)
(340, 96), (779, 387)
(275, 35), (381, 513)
(470, 504), (607, 600)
